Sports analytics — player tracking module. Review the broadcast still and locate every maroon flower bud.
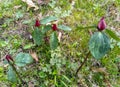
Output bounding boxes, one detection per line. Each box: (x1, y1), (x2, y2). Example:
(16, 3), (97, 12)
(35, 19), (40, 27)
(97, 17), (106, 31)
(5, 54), (13, 62)
(52, 24), (58, 31)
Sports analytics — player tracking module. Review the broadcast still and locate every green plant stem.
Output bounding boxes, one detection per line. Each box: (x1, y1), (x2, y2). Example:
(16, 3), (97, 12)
(75, 51), (90, 76)
(9, 62), (24, 83)
(77, 25), (96, 29)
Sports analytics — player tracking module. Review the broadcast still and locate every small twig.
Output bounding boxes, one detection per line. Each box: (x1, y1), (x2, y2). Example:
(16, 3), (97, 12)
(104, 78), (111, 87)
(75, 51), (90, 76)
(104, 73), (111, 87)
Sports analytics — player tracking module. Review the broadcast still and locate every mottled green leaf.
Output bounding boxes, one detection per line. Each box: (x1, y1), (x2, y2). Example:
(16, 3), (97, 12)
(7, 66), (17, 83)
(89, 32), (110, 59)
(105, 29), (120, 41)
(50, 32), (58, 50)
(15, 52), (33, 67)
(58, 25), (71, 31)
(32, 28), (43, 46)
(41, 16), (58, 24)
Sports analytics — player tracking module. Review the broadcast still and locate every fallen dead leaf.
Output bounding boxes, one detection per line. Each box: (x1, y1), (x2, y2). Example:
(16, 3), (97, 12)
(92, 67), (108, 75)
(14, 5), (22, 9)
(58, 32), (62, 42)
(22, 0), (39, 10)
(28, 81), (34, 87)
(30, 50), (39, 62)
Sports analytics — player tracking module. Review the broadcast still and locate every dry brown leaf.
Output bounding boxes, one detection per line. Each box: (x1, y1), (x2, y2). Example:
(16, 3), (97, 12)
(58, 32), (62, 42)
(92, 67), (108, 75)
(22, 0), (39, 10)
(28, 81), (34, 87)
(14, 5), (22, 9)
(30, 51), (39, 62)
(37, 13), (42, 20)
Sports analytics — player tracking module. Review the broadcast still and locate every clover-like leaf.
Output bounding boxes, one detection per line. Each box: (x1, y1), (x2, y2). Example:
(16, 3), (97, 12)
(0, 40), (8, 47)
(23, 43), (35, 50)
(89, 32), (110, 59)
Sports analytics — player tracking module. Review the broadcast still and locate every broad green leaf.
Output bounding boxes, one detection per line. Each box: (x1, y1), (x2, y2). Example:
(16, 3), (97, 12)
(89, 32), (110, 59)
(15, 52), (33, 67)
(105, 29), (120, 41)
(23, 43), (35, 49)
(41, 16), (58, 24)
(58, 25), (71, 31)
(50, 32), (58, 50)
(42, 25), (51, 34)
(7, 66), (17, 83)
(32, 28), (43, 46)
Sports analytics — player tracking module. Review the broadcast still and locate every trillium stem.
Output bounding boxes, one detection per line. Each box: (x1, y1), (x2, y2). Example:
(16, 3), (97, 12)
(77, 25), (96, 29)
(9, 62), (24, 84)
(75, 51), (90, 76)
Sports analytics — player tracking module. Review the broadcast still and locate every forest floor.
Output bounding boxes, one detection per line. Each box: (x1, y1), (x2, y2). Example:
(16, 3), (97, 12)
(0, 0), (120, 87)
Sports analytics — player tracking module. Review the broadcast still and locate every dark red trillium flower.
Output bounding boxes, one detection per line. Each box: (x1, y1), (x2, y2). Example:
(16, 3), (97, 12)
(97, 17), (106, 31)
(35, 19), (40, 27)
(5, 54), (13, 62)
(52, 24), (58, 31)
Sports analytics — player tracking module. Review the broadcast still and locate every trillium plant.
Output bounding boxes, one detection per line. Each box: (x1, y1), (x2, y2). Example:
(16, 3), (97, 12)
(89, 17), (120, 59)
(5, 54), (24, 83)
(5, 16), (72, 83)
(89, 17), (110, 59)
(5, 16), (120, 83)
(32, 16), (72, 50)
(76, 17), (120, 75)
